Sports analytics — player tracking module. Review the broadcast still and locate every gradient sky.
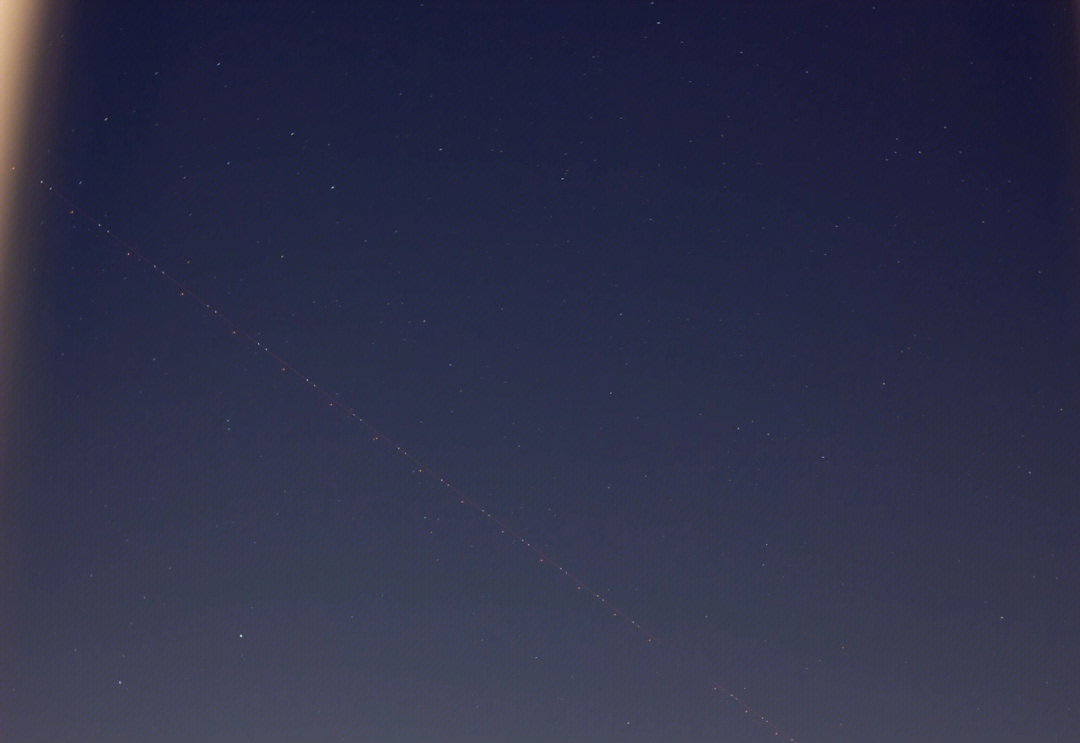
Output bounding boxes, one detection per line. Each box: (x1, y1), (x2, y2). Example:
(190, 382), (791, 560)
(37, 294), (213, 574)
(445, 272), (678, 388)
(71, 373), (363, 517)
(4, 2), (1080, 742)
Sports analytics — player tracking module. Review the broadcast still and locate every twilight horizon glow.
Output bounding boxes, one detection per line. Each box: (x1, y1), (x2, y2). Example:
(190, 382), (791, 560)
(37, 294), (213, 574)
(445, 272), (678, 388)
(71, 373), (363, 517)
(3, 3), (1078, 742)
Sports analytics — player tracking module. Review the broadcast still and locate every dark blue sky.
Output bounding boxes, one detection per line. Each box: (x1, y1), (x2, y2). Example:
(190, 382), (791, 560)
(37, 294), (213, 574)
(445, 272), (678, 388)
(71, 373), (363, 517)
(4, 2), (1079, 741)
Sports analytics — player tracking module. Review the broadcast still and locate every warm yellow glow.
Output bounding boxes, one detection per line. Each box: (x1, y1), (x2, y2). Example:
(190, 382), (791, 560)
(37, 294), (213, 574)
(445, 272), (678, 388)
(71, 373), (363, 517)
(0, 0), (45, 264)
(0, 0), (47, 492)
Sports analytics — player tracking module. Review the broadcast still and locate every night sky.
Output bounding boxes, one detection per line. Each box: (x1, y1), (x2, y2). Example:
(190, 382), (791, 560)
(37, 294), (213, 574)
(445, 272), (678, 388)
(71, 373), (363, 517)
(3, 2), (1080, 741)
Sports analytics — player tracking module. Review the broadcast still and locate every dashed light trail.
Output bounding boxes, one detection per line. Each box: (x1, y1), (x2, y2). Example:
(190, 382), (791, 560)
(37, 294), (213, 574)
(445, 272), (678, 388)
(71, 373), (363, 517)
(41, 179), (801, 742)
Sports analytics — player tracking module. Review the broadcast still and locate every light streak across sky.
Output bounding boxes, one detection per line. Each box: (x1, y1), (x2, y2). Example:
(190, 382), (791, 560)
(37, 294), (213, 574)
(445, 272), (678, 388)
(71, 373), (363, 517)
(41, 180), (800, 742)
